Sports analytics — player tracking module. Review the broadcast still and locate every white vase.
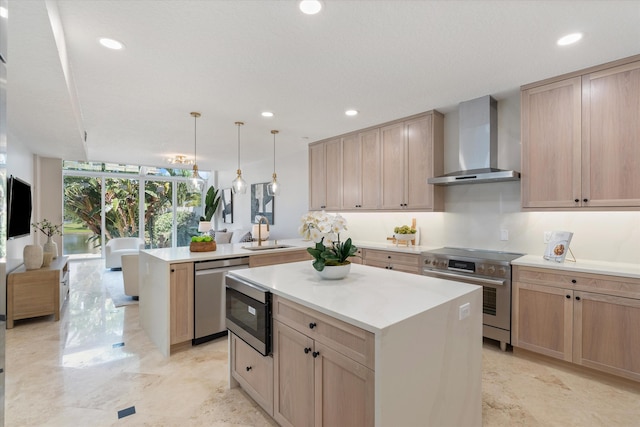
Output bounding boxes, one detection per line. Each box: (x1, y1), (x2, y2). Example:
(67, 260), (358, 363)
(43, 236), (59, 259)
(24, 245), (44, 270)
(316, 262), (351, 280)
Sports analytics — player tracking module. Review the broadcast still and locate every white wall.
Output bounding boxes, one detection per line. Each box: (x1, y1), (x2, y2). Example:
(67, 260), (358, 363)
(6, 133), (34, 267)
(216, 148), (308, 239)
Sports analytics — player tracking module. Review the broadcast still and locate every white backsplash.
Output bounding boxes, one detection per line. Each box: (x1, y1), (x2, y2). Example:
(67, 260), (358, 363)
(338, 182), (640, 264)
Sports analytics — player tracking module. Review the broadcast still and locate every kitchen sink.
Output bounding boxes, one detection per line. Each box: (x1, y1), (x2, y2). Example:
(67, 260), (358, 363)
(241, 244), (294, 251)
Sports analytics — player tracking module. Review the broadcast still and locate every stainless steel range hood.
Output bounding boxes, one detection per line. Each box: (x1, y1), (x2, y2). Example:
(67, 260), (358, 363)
(428, 95), (520, 186)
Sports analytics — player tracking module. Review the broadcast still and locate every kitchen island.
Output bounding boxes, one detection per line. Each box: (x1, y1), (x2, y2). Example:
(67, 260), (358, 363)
(228, 261), (483, 427)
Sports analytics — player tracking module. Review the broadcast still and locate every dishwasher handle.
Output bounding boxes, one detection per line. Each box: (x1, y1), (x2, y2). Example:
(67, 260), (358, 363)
(195, 256), (250, 271)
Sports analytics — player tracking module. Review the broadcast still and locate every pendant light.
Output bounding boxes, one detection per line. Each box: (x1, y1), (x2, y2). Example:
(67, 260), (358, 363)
(267, 130), (280, 196)
(231, 121), (247, 194)
(190, 112), (204, 192)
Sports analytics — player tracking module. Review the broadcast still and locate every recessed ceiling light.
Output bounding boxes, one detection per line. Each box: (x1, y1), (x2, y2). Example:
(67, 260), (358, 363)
(557, 32), (583, 46)
(345, 109), (358, 116)
(0, 6), (8, 18)
(261, 111), (274, 117)
(99, 37), (125, 50)
(299, 0), (322, 15)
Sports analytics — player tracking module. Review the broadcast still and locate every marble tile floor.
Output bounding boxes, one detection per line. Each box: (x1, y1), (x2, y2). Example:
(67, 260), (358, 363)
(5, 259), (640, 426)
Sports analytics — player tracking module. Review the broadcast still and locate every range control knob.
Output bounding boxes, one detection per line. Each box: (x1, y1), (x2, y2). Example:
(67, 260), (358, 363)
(424, 259), (431, 265)
(477, 265), (485, 274)
(498, 267), (506, 276)
(440, 261), (448, 268)
(487, 265), (496, 275)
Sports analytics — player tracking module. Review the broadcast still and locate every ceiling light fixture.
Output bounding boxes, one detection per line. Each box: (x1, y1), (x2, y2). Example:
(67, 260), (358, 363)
(99, 37), (125, 50)
(299, 0), (322, 15)
(189, 112), (205, 192)
(0, 7), (8, 18)
(232, 121), (247, 194)
(261, 111), (274, 117)
(345, 109), (359, 116)
(267, 130), (280, 196)
(167, 154), (194, 165)
(557, 32), (583, 46)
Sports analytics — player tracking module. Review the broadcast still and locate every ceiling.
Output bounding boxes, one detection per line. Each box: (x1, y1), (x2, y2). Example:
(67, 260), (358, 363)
(6, 0), (640, 172)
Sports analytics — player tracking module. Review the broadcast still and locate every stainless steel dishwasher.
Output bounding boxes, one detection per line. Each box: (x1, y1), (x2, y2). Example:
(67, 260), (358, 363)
(193, 256), (249, 345)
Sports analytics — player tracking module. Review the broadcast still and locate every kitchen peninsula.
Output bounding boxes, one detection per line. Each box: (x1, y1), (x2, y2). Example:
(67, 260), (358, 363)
(228, 262), (482, 427)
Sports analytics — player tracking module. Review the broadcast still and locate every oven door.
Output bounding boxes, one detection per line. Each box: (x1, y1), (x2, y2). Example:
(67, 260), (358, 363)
(225, 277), (271, 356)
(422, 269), (511, 333)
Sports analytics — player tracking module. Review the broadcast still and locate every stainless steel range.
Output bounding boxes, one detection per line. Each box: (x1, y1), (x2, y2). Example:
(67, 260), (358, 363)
(421, 247), (524, 351)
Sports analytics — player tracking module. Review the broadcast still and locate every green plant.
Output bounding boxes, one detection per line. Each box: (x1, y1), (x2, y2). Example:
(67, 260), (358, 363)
(394, 225), (416, 234)
(32, 219), (63, 237)
(300, 212), (357, 271)
(200, 186), (221, 222)
(191, 235), (213, 242)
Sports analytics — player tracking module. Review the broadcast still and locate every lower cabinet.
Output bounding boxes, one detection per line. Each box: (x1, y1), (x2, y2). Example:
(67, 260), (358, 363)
(362, 249), (421, 274)
(512, 266), (640, 381)
(249, 248), (312, 268)
(272, 295), (375, 427)
(230, 333), (274, 415)
(169, 262), (194, 347)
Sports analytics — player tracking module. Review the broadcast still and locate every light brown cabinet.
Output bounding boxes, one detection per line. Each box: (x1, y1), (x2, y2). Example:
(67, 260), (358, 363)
(362, 249), (421, 274)
(521, 56), (640, 209)
(512, 265), (640, 381)
(249, 248), (312, 268)
(342, 129), (381, 209)
(230, 332), (274, 415)
(169, 262), (194, 347)
(309, 138), (342, 210)
(7, 256), (70, 328)
(272, 295), (375, 427)
(309, 110), (444, 212)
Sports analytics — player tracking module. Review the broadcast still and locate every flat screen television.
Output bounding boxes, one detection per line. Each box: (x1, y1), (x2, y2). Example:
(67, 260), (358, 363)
(7, 175), (33, 239)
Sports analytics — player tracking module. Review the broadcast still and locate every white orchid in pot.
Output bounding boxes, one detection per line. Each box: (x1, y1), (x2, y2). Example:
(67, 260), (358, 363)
(299, 212), (357, 275)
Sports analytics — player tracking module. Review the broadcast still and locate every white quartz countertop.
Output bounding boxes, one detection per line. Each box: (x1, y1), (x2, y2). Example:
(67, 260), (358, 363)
(228, 261), (480, 334)
(141, 239), (310, 263)
(512, 255), (640, 279)
(353, 240), (438, 254)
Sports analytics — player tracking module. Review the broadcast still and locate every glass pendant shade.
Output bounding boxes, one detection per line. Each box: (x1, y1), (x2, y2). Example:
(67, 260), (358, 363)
(267, 129), (280, 196)
(191, 164), (205, 192)
(190, 111), (205, 192)
(232, 169), (247, 194)
(232, 121), (247, 194)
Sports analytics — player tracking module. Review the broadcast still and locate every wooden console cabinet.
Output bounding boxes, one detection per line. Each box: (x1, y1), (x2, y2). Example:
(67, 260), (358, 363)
(7, 256), (70, 328)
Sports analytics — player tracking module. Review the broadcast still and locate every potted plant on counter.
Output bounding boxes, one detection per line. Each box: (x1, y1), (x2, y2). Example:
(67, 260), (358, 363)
(32, 219), (63, 258)
(299, 211), (357, 279)
(198, 185), (221, 234)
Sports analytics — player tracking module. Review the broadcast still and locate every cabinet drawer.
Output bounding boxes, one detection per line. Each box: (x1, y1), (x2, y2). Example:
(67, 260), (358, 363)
(364, 249), (420, 266)
(514, 266), (640, 299)
(231, 333), (274, 415)
(249, 249), (311, 268)
(272, 295), (375, 370)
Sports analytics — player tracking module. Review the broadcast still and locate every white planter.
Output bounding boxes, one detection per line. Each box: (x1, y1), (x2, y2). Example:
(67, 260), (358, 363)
(43, 237), (58, 258)
(394, 233), (416, 245)
(316, 262), (351, 280)
(23, 245), (44, 270)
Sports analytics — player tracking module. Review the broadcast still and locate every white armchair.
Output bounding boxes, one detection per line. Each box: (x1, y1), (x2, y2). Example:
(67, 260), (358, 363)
(121, 254), (139, 299)
(105, 237), (145, 269)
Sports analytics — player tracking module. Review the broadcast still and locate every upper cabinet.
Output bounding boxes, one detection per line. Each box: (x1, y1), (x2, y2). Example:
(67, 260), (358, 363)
(309, 110), (444, 212)
(521, 56), (640, 209)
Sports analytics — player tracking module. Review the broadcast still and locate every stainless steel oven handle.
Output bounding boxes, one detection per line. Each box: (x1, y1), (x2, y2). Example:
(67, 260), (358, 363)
(423, 269), (506, 287)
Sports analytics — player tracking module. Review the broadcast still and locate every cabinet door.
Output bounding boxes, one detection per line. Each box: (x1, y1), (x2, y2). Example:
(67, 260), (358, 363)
(573, 291), (640, 381)
(380, 122), (406, 209)
(309, 143), (326, 210)
(521, 77), (582, 208)
(512, 281), (573, 361)
(405, 114), (433, 209)
(342, 133), (362, 209)
(582, 61), (640, 207)
(324, 139), (343, 210)
(359, 129), (381, 209)
(230, 333), (273, 414)
(273, 320), (315, 427)
(314, 342), (374, 427)
(170, 262), (194, 345)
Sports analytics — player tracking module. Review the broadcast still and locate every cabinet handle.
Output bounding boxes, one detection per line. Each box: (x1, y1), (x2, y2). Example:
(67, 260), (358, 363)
(583, 198), (588, 203)
(246, 366), (252, 371)
(389, 266), (393, 270)
(571, 279), (577, 284)
(575, 296), (581, 301)
(304, 347), (312, 354)
(312, 351), (320, 358)
(171, 269), (175, 272)
(309, 322), (317, 329)
(387, 255), (391, 259)
(574, 199), (580, 203)
(321, 205), (326, 209)
(566, 295), (571, 299)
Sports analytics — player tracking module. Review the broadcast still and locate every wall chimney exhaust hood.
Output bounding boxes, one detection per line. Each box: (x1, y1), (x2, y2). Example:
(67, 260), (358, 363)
(428, 95), (520, 185)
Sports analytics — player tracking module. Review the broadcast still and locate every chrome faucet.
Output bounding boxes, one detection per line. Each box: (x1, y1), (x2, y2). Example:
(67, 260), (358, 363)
(257, 216), (270, 246)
